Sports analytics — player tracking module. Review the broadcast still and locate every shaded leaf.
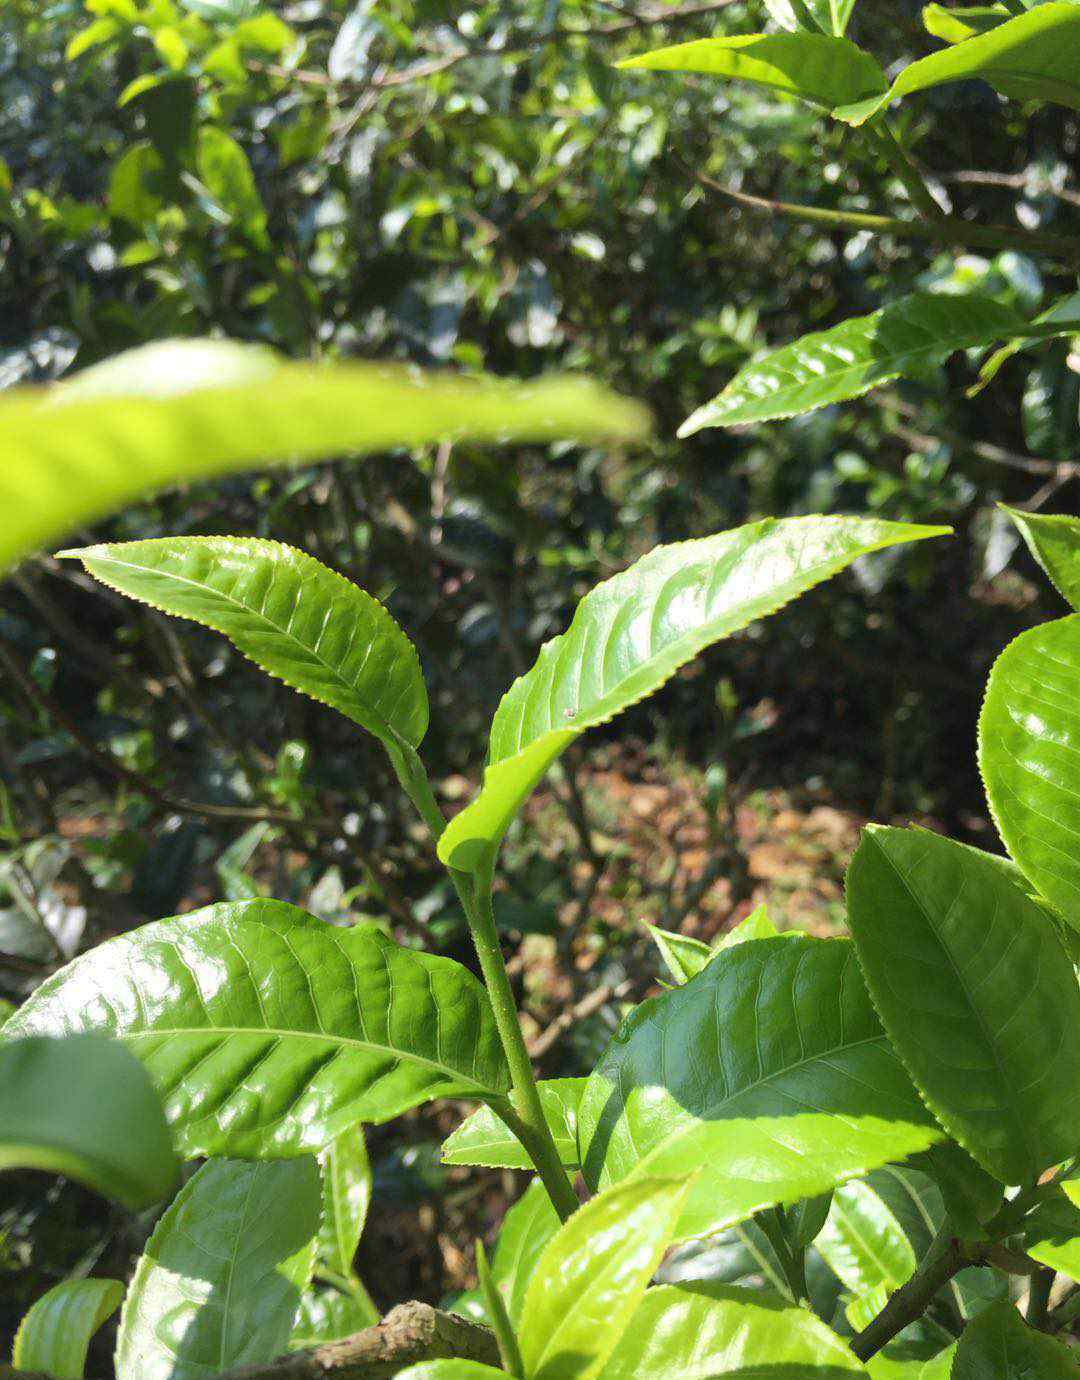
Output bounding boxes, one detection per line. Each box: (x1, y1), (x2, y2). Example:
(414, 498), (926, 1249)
(644, 923), (713, 983)
(680, 294), (1027, 433)
(442, 1079), (585, 1170)
(13, 1278), (124, 1380)
(0, 337), (650, 571)
(0, 1034), (177, 1209)
(290, 1286), (379, 1348)
(578, 936), (943, 1242)
(979, 614), (1080, 932)
(846, 827), (1080, 1184)
(617, 34), (886, 112)
(600, 1282), (866, 1377)
(62, 537), (429, 756)
(518, 1177), (691, 1380)
(3, 900), (510, 1159)
(1022, 1188), (1080, 1282)
(115, 1157), (321, 1380)
(951, 1299), (1080, 1377)
(438, 518), (946, 871)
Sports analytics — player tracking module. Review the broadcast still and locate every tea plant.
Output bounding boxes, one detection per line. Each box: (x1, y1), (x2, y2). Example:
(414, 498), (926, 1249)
(2, 345), (1080, 1378)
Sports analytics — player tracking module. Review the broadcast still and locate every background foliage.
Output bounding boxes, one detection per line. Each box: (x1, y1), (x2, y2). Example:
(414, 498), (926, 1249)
(3, 0), (1079, 1356)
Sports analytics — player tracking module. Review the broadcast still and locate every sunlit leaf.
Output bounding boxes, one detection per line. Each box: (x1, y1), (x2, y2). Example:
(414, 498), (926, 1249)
(13, 1278), (124, 1380)
(318, 1126), (371, 1278)
(518, 1177), (691, 1380)
(617, 34), (886, 113)
(115, 1157), (321, 1380)
(491, 1179), (562, 1326)
(0, 337), (650, 572)
(438, 518), (946, 871)
(979, 614), (1080, 932)
(3, 900), (510, 1158)
(578, 936), (943, 1242)
(846, 827), (1080, 1183)
(817, 1180), (917, 1296)
(922, 4), (1010, 44)
(0, 1034), (177, 1209)
(1004, 506), (1080, 610)
(442, 1079), (585, 1170)
(1022, 1188), (1080, 1282)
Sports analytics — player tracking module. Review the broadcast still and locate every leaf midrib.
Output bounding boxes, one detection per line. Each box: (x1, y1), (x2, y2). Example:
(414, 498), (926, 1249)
(125, 1023), (502, 1097)
(90, 549), (411, 747)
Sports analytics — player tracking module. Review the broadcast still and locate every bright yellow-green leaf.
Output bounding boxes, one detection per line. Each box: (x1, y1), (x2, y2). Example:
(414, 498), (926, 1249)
(13, 1278), (124, 1380)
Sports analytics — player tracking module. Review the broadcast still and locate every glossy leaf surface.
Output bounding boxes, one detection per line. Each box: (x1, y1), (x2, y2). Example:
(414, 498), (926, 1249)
(578, 936), (943, 1241)
(980, 614), (1080, 931)
(817, 1179), (917, 1295)
(439, 518), (946, 870)
(13, 1278), (124, 1380)
(846, 827), (1080, 1184)
(4, 900), (510, 1158)
(717, 902), (781, 949)
(62, 537), (429, 750)
(841, 2), (1080, 123)
(617, 34), (886, 112)
(518, 1177), (690, 1380)
(951, 1299), (1080, 1377)
(116, 1157), (321, 1380)
(490, 1179), (562, 1326)
(0, 1034), (177, 1209)
(680, 294), (1024, 433)
(0, 337), (650, 571)
(1005, 507), (1080, 610)
(442, 1078), (585, 1169)
(922, 4), (1009, 43)
(318, 1127), (371, 1278)
(598, 1282), (866, 1378)
(290, 1286), (379, 1348)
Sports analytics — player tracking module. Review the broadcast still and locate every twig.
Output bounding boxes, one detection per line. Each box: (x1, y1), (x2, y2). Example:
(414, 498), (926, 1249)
(685, 166), (1080, 265)
(0, 1302), (498, 1380)
(528, 977), (632, 1058)
(1027, 1265), (1055, 1331)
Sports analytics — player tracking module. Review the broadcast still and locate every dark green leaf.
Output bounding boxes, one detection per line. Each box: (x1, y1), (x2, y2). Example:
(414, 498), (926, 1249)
(116, 1157), (321, 1380)
(438, 518), (946, 871)
(951, 1300), (1080, 1377)
(1022, 1188), (1080, 1282)
(0, 1034), (177, 1209)
(644, 923), (713, 983)
(846, 827), (1080, 1183)
(3, 900), (510, 1158)
(578, 936), (943, 1242)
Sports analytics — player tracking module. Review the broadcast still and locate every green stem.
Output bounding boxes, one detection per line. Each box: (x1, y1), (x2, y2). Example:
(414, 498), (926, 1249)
(386, 741), (579, 1221)
(687, 167), (1080, 265)
(866, 123), (946, 221)
(469, 860), (580, 1221)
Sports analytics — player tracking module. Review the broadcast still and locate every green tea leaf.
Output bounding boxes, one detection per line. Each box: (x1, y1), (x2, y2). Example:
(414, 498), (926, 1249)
(979, 614), (1080, 932)
(951, 1299), (1080, 1377)
(438, 517), (946, 871)
(518, 1177), (691, 1380)
(290, 1286), (379, 1348)
(490, 1179), (562, 1326)
(597, 1283), (867, 1378)
(839, 2), (1080, 123)
(62, 537), (429, 754)
(397, 1366), (506, 1380)
(0, 1034), (177, 1209)
(195, 127), (269, 247)
(3, 900), (510, 1158)
(578, 936), (943, 1242)
(922, 5), (1010, 44)
(442, 1078), (585, 1170)
(0, 337), (650, 572)
(764, 0), (859, 38)
(846, 827), (1080, 1184)
(318, 1127), (371, 1278)
(115, 1157), (321, 1380)
(617, 34), (886, 112)
(817, 1180), (917, 1295)
(680, 294), (1025, 433)
(1003, 507), (1080, 610)
(13, 1278), (124, 1380)
(644, 923), (713, 983)
(716, 902), (781, 949)
(1022, 1188), (1080, 1282)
